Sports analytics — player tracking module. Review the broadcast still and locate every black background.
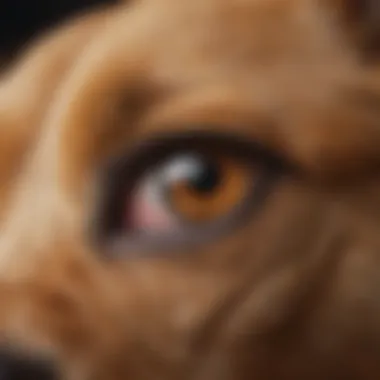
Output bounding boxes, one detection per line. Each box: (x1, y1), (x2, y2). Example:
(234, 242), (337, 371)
(0, 0), (117, 57)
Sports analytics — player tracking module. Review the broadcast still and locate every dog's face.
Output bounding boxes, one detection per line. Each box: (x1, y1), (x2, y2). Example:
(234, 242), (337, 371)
(0, 0), (380, 379)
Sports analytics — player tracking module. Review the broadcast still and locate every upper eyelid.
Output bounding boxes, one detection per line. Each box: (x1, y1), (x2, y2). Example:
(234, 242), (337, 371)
(106, 130), (290, 173)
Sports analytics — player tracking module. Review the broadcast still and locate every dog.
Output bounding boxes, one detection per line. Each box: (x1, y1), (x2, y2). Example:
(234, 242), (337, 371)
(0, 0), (379, 379)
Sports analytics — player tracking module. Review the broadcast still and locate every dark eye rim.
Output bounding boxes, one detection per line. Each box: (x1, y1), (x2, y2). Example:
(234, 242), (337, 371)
(91, 130), (288, 257)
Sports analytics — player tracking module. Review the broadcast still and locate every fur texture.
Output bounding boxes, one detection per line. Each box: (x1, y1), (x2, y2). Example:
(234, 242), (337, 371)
(0, 0), (380, 379)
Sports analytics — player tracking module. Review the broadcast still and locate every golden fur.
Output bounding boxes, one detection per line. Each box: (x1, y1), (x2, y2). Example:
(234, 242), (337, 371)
(0, 0), (380, 378)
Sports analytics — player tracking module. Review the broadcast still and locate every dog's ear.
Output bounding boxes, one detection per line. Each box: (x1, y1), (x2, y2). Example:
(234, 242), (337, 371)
(323, 0), (380, 61)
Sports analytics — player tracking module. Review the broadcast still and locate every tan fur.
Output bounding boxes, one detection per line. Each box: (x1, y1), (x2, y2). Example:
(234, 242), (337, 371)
(0, 0), (380, 379)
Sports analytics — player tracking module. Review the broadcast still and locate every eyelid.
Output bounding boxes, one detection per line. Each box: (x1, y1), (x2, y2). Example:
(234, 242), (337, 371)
(91, 131), (288, 254)
(111, 130), (287, 170)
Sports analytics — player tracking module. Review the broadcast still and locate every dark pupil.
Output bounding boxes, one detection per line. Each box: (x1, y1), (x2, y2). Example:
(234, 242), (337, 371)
(187, 158), (221, 193)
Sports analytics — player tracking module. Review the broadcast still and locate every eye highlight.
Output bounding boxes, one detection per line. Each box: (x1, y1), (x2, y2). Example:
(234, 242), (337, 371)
(94, 132), (283, 254)
(128, 151), (252, 232)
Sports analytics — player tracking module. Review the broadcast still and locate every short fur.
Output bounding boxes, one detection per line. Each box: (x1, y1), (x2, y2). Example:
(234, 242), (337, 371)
(0, 0), (380, 379)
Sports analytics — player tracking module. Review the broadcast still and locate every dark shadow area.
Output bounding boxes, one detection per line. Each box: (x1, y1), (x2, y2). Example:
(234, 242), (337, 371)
(0, 0), (118, 57)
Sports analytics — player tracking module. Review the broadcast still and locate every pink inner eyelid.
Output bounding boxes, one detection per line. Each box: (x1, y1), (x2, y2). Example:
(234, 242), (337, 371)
(128, 180), (177, 233)
(126, 154), (206, 234)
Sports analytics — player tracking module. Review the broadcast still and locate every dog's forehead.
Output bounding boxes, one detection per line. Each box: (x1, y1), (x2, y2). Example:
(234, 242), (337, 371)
(57, 0), (356, 121)
(50, 0), (377, 184)
(117, 0), (351, 81)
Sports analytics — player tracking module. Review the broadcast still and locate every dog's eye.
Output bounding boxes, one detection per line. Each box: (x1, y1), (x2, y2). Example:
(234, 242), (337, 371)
(95, 133), (283, 253)
(128, 152), (251, 233)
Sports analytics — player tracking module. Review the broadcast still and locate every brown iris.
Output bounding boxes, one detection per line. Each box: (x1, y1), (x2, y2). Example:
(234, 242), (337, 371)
(163, 153), (252, 224)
